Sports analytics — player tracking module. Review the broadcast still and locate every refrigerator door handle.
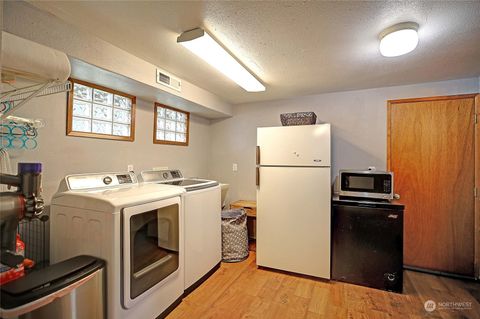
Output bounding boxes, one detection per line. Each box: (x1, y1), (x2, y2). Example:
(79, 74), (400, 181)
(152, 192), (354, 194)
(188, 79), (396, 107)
(256, 167), (260, 186)
(256, 146), (260, 165)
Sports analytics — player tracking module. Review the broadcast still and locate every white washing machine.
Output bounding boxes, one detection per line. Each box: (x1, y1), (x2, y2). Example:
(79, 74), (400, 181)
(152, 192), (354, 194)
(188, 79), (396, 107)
(140, 170), (221, 293)
(50, 172), (185, 319)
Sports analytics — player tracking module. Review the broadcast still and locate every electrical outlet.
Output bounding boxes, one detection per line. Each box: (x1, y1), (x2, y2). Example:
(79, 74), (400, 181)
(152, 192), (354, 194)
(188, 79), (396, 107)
(232, 163), (238, 172)
(127, 164), (134, 172)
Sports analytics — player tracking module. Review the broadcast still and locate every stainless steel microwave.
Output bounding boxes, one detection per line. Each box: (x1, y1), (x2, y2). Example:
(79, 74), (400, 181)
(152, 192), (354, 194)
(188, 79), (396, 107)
(339, 170), (394, 200)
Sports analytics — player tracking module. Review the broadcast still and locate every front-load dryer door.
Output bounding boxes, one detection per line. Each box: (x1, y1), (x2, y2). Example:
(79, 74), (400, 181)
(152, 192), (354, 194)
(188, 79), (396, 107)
(122, 196), (181, 309)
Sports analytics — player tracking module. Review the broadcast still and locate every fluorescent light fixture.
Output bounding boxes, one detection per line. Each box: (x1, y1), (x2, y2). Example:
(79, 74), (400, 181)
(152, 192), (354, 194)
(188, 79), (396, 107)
(177, 28), (265, 92)
(379, 22), (419, 57)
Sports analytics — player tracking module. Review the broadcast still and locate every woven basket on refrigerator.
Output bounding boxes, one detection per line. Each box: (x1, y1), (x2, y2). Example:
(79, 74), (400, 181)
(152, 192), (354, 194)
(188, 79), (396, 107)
(280, 112), (317, 126)
(221, 209), (249, 262)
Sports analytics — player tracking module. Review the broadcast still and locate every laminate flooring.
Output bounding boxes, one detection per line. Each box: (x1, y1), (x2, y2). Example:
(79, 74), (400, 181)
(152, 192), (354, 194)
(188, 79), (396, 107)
(167, 252), (480, 319)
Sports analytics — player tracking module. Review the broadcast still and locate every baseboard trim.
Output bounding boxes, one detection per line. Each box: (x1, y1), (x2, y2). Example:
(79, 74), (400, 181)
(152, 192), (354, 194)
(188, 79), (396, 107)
(184, 262), (221, 297)
(156, 294), (183, 319)
(404, 265), (477, 281)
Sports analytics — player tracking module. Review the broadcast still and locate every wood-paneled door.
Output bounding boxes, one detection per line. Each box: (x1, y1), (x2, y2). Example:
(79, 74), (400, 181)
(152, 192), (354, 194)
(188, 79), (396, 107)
(387, 94), (479, 277)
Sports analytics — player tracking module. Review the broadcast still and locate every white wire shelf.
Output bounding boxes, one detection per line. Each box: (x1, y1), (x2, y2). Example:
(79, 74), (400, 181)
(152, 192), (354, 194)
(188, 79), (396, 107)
(1, 81), (71, 103)
(0, 80), (71, 119)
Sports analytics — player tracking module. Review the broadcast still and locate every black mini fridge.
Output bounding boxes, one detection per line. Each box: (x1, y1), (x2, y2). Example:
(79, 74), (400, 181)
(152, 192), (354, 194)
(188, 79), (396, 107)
(331, 198), (404, 293)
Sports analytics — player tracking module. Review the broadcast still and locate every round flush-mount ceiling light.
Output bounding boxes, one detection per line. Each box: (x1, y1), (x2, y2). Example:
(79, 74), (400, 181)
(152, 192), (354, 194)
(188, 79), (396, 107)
(379, 22), (419, 57)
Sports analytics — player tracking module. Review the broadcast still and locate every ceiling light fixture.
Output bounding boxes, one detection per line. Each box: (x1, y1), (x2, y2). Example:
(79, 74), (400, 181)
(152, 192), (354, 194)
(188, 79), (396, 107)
(177, 28), (265, 92)
(379, 22), (419, 57)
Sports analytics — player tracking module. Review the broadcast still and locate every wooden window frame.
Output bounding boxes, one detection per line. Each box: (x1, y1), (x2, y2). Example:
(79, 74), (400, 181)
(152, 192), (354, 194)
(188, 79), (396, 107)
(153, 103), (190, 146)
(67, 78), (136, 141)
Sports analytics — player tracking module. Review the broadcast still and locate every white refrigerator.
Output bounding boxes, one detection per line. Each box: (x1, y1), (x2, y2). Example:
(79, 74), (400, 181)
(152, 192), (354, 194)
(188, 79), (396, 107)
(256, 124), (331, 279)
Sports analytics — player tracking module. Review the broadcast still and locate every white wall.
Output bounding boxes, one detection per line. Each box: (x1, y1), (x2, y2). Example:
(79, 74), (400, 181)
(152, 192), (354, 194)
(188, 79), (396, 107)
(209, 78), (479, 204)
(7, 93), (211, 206)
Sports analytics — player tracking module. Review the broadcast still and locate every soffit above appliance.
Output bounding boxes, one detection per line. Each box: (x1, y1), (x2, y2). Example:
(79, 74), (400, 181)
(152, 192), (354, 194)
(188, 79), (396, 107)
(69, 58), (232, 119)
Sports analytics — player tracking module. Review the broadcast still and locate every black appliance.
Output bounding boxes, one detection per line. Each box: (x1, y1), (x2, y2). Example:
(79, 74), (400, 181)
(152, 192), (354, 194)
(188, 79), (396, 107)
(331, 198), (404, 293)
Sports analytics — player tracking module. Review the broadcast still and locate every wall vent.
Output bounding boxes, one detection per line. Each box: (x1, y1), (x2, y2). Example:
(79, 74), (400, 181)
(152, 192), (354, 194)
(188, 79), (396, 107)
(156, 68), (181, 92)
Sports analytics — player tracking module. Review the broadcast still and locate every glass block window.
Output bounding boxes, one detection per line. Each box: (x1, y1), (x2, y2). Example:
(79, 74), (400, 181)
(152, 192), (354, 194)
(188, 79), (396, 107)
(154, 103), (189, 146)
(67, 79), (136, 141)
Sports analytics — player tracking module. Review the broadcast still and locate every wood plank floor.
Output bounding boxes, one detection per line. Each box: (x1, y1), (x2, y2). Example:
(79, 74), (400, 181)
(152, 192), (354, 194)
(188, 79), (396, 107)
(167, 252), (480, 319)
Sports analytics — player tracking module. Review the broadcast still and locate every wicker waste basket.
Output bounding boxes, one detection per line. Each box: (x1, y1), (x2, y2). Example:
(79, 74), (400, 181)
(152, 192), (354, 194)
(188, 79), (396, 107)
(221, 209), (249, 262)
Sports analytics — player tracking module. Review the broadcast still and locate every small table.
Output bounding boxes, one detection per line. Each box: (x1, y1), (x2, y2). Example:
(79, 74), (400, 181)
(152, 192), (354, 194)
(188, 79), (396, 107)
(230, 200), (256, 251)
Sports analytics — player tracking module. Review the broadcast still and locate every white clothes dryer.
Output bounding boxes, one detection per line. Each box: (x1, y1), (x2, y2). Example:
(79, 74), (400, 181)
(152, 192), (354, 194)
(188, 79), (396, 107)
(50, 172), (185, 319)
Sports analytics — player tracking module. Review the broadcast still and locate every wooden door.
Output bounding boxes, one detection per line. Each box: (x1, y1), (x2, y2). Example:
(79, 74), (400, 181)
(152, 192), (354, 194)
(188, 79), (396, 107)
(387, 94), (477, 276)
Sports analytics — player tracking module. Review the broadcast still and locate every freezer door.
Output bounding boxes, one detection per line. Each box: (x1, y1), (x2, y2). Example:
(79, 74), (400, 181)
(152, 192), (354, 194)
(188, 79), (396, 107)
(331, 203), (403, 292)
(257, 124), (330, 166)
(256, 166), (331, 279)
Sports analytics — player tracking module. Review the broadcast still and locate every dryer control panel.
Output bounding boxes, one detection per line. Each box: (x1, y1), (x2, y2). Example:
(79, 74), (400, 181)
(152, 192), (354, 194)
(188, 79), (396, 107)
(66, 172), (138, 191)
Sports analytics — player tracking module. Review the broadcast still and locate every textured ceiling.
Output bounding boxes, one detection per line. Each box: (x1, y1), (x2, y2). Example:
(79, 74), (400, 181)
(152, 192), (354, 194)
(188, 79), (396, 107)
(30, 1), (480, 104)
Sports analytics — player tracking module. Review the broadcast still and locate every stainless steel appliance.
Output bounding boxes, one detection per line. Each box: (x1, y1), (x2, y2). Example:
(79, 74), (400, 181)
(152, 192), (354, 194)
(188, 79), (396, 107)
(331, 198), (404, 293)
(339, 169), (394, 200)
(0, 255), (105, 319)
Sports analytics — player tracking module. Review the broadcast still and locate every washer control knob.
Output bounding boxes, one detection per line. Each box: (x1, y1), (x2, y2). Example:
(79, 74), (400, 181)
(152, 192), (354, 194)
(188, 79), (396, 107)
(387, 273), (396, 281)
(103, 176), (112, 185)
